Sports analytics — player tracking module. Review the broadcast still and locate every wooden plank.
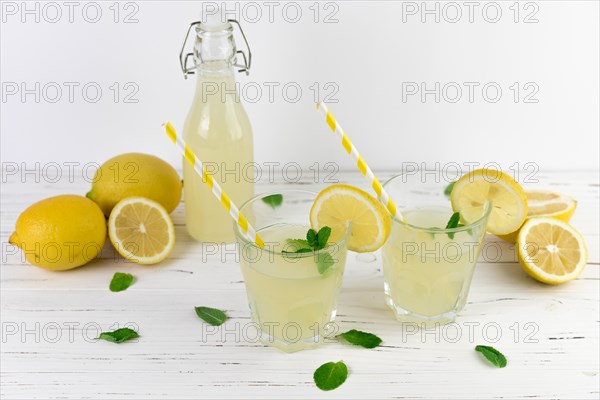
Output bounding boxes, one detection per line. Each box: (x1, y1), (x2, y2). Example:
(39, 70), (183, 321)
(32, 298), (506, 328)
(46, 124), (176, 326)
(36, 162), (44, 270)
(1, 169), (598, 399)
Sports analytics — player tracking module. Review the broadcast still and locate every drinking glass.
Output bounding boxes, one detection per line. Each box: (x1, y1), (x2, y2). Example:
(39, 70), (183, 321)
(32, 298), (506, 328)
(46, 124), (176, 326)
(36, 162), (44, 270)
(233, 190), (350, 352)
(381, 169), (491, 326)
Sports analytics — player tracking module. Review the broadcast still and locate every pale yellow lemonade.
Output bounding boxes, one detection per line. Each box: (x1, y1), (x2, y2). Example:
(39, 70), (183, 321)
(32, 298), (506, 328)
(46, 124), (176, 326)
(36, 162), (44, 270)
(238, 223), (347, 352)
(184, 71), (254, 243)
(182, 16), (254, 243)
(382, 208), (487, 323)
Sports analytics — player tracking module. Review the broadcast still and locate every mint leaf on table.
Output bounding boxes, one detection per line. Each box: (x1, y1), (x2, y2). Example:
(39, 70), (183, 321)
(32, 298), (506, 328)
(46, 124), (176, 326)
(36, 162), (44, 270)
(109, 272), (134, 292)
(313, 361), (348, 391)
(97, 327), (139, 343)
(262, 194), (283, 208)
(445, 212), (461, 239)
(194, 306), (228, 326)
(475, 345), (507, 368)
(444, 181), (456, 197)
(316, 252), (335, 275)
(338, 329), (382, 349)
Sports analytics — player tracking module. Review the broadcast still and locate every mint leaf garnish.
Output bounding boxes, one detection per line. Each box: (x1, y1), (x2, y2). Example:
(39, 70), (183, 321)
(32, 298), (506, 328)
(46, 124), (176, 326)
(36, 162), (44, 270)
(313, 361), (348, 391)
(444, 181), (456, 197)
(194, 306), (228, 326)
(475, 345), (507, 368)
(445, 212), (461, 229)
(445, 212), (461, 239)
(338, 329), (382, 349)
(288, 227), (333, 253)
(316, 227), (331, 249)
(306, 229), (318, 248)
(316, 252), (335, 275)
(262, 194), (283, 208)
(109, 272), (134, 292)
(306, 226), (332, 250)
(97, 327), (139, 343)
(285, 239), (312, 252)
(284, 227), (335, 275)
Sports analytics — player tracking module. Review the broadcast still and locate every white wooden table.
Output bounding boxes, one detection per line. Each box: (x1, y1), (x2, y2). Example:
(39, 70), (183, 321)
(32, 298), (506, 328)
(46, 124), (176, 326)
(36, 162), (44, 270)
(1, 169), (598, 399)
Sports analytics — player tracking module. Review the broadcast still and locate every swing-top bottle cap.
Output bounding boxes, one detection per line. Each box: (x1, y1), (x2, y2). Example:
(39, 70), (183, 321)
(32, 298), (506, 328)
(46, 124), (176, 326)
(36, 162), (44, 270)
(179, 9), (252, 77)
(199, 8), (232, 32)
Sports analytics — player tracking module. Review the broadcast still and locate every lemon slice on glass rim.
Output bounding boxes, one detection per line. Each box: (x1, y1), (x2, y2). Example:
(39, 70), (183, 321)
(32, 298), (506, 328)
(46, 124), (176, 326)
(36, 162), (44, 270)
(450, 168), (528, 235)
(310, 184), (391, 253)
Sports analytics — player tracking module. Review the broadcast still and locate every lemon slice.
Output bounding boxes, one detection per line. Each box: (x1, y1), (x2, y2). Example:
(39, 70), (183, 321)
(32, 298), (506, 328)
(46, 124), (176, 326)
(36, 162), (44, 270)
(498, 190), (577, 242)
(309, 184), (391, 253)
(450, 169), (528, 235)
(108, 197), (175, 264)
(517, 217), (587, 284)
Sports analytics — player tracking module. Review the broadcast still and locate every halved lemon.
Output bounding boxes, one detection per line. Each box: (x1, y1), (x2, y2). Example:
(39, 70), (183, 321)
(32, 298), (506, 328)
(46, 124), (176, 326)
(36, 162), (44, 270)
(498, 190), (577, 242)
(309, 184), (391, 253)
(108, 197), (175, 264)
(450, 169), (528, 235)
(517, 217), (587, 284)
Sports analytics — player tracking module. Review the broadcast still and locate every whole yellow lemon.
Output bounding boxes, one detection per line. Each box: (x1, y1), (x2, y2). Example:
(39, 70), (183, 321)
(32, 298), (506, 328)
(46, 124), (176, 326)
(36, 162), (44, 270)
(9, 195), (107, 271)
(86, 153), (182, 216)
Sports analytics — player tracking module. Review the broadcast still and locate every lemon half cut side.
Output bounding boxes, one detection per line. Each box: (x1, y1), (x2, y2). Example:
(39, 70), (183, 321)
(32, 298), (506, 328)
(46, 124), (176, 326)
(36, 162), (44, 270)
(517, 217), (587, 285)
(108, 197), (175, 265)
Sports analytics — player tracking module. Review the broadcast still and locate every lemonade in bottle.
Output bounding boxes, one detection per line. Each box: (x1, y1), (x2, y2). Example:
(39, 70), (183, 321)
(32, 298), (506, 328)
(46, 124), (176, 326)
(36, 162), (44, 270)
(179, 14), (254, 242)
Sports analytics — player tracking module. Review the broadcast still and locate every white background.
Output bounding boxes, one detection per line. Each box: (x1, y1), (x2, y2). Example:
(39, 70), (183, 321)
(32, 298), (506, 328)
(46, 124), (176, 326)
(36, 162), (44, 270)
(1, 1), (599, 171)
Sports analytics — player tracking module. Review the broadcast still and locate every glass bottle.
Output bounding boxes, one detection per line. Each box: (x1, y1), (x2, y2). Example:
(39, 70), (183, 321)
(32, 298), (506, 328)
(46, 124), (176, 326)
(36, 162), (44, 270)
(179, 17), (254, 243)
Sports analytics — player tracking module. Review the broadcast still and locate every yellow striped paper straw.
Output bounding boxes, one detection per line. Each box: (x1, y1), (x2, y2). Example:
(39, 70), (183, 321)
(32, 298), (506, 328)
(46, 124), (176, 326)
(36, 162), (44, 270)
(315, 102), (401, 219)
(162, 122), (265, 249)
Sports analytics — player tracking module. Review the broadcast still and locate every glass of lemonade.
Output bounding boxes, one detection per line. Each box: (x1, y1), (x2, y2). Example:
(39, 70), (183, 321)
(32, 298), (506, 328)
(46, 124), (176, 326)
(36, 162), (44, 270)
(381, 169), (491, 326)
(233, 190), (350, 352)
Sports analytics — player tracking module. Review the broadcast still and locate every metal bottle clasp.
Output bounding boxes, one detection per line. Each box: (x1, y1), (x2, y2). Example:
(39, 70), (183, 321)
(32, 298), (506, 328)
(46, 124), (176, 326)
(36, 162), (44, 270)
(179, 19), (252, 79)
